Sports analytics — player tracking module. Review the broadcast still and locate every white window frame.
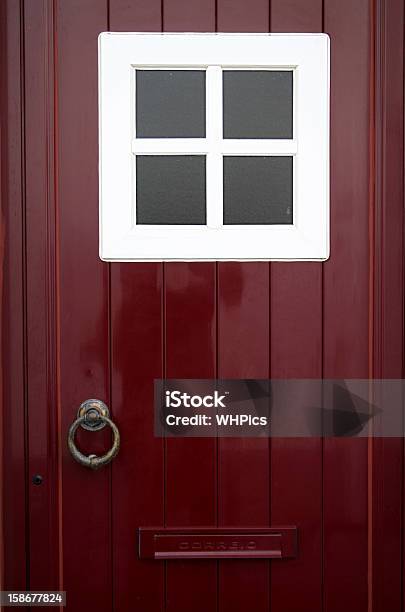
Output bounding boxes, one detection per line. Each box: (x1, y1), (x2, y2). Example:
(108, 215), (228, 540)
(99, 33), (330, 261)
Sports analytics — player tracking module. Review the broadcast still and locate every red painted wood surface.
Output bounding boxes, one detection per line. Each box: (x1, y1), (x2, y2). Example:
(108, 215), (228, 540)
(163, 3), (217, 612)
(56, 2), (111, 611)
(2, 0), (27, 592)
(270, 2), (323, 611)
(1, 1), (404, 611)
(111, 263), (164, 611)
(218, 263), (270, 612)
(165, 264), (217, 612)
(23, 0), (61, 591)
(217, 9), (270, 612)
(372, 1), (404, 610)
(323, 1), (371, 609)
(109, 4), (165, 612)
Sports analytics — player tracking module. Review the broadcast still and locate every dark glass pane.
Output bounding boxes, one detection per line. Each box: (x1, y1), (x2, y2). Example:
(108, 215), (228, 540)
(223, 71), (293, 139)
(136, 155), (206, 224)
(223, 156), (293, 224)
(136, 70), (206, 138)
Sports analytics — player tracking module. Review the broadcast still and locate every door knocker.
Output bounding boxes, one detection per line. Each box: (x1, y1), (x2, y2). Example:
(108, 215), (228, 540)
(67, 399), (120, 470)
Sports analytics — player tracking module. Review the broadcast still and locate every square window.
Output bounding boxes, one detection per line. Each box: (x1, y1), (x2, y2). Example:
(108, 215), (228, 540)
(99, 33), (329, 260)
(223, 156), (293, 224)
(136, 70), (206, 138)
(223, 71), (293, 139)
(136, 155), (206, 225)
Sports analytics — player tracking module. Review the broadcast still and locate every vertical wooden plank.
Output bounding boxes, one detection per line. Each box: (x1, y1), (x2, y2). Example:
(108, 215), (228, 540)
(218, 263), (270, 612)
(269, 266), (322, 612)
(270, 5), (323, 612)
(56, 2), (111, 610)
(217, 0), (270, 608)
(110, 0), (161, 31)
(0, 55), (3, 590)
(323, 1), (371, 610)
(111, 265), (164, 612)
(164, 0), (215, 31)
(271, 0), (322, 32)
(0, 112), (3, 593)
(162, 5), (217, 612)
(373, 0), (404, 610)
(217, 5), (270, 612)
(24, 0), (60, 591)
(108, 4), (165, 612)
(1, 0), (27, 592)
(217, 0), (269, 32)
(165, 263), (217, 612)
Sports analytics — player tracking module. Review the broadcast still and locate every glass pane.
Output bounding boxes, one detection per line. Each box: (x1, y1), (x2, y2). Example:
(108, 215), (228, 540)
(136, 155), (206, 224)
(223, 71), (293, 139)
(223, 156), (293, 224)
(136, 70), (206, 138)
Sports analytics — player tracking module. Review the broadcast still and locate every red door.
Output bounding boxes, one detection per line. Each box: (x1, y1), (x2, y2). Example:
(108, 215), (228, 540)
(2, 1), (404, 611)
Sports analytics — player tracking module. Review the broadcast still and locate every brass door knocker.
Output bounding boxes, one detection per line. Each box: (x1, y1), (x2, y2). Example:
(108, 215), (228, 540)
(67, 399), (120, 470)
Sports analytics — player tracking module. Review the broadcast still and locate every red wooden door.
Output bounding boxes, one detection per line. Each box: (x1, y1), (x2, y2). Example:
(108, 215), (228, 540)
(2, 1), (404, 611)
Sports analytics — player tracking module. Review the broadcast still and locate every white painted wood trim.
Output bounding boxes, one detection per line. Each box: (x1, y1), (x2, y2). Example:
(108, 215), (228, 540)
(99, 33), (330, 261)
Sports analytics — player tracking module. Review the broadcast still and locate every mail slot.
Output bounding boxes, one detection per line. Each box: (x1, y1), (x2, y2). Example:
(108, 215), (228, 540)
(138, 527), (297, 560)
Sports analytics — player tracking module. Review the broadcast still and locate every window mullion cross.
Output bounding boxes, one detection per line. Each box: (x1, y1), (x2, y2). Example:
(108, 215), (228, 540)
(206, 65), (223, 229)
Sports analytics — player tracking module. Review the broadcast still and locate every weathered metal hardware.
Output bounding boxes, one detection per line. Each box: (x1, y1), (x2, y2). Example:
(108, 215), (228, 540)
(77, 399), (110, 431)
(67, 400), (120, 470)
